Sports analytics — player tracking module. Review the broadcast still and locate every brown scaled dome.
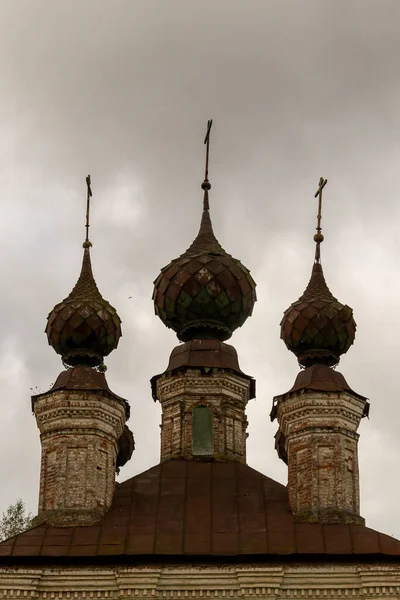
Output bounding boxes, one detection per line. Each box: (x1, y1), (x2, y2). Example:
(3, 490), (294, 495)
(153, 185), (256, 342)
(46, 245), (122, 367)
(280, 261), (356, 367)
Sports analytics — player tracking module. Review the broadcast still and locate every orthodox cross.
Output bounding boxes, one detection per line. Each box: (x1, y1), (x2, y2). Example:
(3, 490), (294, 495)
(313, 177), (327, 262)
(204, 119), (213, 182)
(202, 119), (213, 210)
(84, 174), (93, 247)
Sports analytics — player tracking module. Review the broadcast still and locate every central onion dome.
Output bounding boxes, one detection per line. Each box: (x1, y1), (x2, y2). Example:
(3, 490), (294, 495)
(46, 177), (122, 368)
(153, 121), (256, 342)
(280, 178), (356, 368)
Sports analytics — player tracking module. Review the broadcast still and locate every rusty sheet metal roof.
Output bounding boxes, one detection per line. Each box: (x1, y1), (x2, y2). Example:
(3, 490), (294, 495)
(167, 340), (244, 372)
(31, 366), (130, 418)
(151, 340), (256, 401)
(275, 365), (368, 402)
(1, 460), (399, 562)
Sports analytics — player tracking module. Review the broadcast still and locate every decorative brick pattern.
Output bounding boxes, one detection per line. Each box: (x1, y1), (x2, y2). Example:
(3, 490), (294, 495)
(156, 369), (251, 462)
(33, 388), (127, 526)
(1, 564), (400, 598)
(275, 389), (367, 523)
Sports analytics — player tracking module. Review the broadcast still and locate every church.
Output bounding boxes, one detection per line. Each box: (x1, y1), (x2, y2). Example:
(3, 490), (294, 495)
(1, 122), (399, 597)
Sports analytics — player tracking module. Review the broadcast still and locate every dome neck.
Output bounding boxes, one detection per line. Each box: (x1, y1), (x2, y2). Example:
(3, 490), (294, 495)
(298, 350), (340, 369)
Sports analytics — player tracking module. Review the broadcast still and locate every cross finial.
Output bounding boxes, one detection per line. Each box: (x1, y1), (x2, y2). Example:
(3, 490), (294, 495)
(204, 119), (213, 180)
(84, 174), (93, 248)
(201, 120), (213, 210)
(313, 177), (327, 263)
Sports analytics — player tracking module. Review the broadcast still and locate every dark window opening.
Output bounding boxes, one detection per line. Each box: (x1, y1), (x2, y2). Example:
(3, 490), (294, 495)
(192, 405), (214, 456)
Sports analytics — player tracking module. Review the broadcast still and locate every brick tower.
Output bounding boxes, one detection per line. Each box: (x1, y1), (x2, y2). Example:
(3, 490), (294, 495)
(33, 176), (134, 527)
(152, 120), (257, 463)
(272, 178), (369, 524)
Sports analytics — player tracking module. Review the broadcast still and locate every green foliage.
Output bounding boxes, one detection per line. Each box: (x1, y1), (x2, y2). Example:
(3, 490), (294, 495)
(0, 500), (34, 542)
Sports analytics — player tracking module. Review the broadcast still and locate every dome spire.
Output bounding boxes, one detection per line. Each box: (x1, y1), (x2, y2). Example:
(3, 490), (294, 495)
(46, 176), (122, 368)
(186, 119), (224, 255)
(313, 177), (327, 263)
(153, 121), (256, 342)
(280, 177), (356, 368)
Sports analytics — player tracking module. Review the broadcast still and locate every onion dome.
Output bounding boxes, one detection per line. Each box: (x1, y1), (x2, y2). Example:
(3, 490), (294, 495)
(153, 121), (256, 342)
(280, 178), (356, 368)
(46, 176), (122, 368)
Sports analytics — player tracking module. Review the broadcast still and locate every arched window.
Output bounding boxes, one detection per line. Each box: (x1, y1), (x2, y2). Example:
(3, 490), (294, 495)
(192, 406), (214, 456)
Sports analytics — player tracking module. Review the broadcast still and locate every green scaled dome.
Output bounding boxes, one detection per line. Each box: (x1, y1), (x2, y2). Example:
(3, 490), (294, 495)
(46, 245), (122, 367)
(153, 185), (256, 342)
(280, 261), (356, 367)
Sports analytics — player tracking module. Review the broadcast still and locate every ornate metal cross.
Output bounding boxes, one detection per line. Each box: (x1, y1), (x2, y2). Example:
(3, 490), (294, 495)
(85, 174), (93, 246)
(314, 177), (327, 262)
(204, 119), (213, 182)
(201, 120), (213, 210)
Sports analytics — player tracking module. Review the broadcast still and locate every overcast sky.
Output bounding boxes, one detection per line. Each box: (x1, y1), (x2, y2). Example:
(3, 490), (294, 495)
(1, 0), (400, 538)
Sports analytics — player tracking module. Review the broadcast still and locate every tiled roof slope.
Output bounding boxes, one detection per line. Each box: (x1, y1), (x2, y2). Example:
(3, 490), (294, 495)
(1, 460), (400, 560)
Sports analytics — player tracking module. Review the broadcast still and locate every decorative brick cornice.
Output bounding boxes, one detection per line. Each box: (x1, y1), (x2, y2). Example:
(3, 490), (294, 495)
(34, 392), (126, 437)
(157, 372), (249, 402)
(277, 391), (366, 436)
(1, 564), (400, 598)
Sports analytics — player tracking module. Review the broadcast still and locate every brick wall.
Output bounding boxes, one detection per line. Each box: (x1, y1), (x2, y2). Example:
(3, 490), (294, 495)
(275, 389), (367, 523)
(33, 389), (127, 526)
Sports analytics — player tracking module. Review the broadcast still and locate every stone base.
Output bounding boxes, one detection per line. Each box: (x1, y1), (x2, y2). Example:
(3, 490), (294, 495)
(295, 508), (365, 526)
(160, 452), (247, 464)
(33, 507), (105, 528)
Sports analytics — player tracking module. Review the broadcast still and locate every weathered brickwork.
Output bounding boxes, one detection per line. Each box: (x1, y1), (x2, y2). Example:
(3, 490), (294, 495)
(33, 389), (127, 526)
(1, 563), (400, 598)
(275, 389), (367, 524)
(156, 369), (251, 462)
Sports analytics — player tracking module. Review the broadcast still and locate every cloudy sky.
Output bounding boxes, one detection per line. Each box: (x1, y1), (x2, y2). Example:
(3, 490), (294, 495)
(1, 0), (400, 538)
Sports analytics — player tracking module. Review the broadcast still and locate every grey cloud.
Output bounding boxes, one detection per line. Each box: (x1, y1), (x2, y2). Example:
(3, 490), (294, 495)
(0, 0), (399, 537)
